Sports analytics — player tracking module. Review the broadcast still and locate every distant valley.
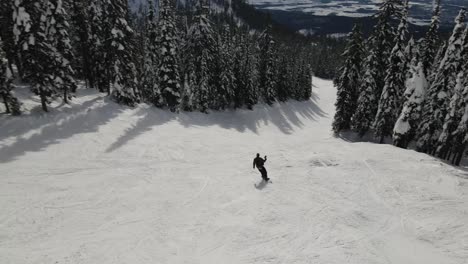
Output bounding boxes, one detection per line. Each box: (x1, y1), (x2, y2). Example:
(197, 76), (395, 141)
(129, 0), (467, 35)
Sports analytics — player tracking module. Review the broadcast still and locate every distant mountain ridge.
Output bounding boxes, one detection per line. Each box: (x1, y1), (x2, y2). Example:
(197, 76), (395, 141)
(128, 0), (466, 35)
(249, 0), (466, 26)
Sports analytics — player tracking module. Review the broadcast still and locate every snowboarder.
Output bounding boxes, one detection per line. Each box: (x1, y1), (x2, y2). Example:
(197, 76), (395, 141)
(253, 153), (270, 182)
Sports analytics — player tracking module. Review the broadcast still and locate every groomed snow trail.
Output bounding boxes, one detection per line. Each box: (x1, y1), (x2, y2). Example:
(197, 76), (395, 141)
(1, 79), (468, 264)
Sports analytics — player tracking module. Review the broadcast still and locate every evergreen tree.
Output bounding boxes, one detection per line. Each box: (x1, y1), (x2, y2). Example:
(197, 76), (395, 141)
(451, 76), (468, 165)
(213, 25), (235, 110)
(351, 52), (378, 137)
(393, 61), (427, 148)
(0, 37), (21, 115)
(333, 24), (364, 133)
(275, 54), (290, 102)
(158, 0), (181, 112)
(373, 1), (409, 143)
(242, 40), (259, 109)
(258, 26), (277, 105)
(87, 0), (109, 92)
(13, 0), (58, 112)
(0, 0), (19, 78)
(421, 0), (441, 76)
(141, 0), (159, 102)
(300, 61), (312, 101)
(368, 0), (403, 98)
(436, 72), (466, 159)
(184, 0), (216, 112)
(108, 0), (139, 106)
(45, 0), (76, 103)
(416, 9), (466, 154)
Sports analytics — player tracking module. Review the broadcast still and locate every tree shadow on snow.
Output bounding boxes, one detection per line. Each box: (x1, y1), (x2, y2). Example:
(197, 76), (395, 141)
(105, 107), (175, 152)
(0, 97), (125, 163)
(1, 90), (328, 159)
(178, 94), (327, 135)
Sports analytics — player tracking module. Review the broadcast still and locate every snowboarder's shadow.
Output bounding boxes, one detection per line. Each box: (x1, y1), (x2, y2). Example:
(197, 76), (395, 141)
(254, 180), (268, 190)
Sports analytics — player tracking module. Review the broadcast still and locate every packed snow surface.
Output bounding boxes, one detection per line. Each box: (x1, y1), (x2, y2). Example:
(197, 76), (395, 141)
(1, 78), (468, 264)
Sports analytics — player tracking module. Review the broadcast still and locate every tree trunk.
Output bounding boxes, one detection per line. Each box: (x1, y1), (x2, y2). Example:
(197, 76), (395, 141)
(3, 94), (10, 113)
(379, 135), (384, 144)
(15, 52), (24, 81)
(63, 88), (68, 104)
(454, 143), (466, 166)
(40, 87), (48, 112)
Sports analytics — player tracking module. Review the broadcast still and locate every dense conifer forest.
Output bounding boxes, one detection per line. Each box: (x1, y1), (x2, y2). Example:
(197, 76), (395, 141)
(333, 0), (468, 165)
(0, 0), (345, 115)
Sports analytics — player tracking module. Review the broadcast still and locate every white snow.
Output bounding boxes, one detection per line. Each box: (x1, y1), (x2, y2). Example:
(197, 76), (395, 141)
(1, 79), (468, 264)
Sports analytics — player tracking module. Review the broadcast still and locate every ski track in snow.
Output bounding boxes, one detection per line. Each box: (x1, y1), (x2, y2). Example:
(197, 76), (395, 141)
(1, 78), (468, 264)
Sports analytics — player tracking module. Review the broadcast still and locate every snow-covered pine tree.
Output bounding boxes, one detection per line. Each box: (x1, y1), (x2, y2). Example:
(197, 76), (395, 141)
(141, 0), (159, 103)
(0, 37), (21, 115)
(275, 53), (290, 102)
(332, 24), (364, 133)
(435, 28), (468, 160)
(435, 72), (466, 159)
(404, 37), (416, 79)
(237, 38), (259, 110)
(108, 0), (139, 106)
(421, 0), (441, 76)
(232, 34), (245, 109)
(351, 50), (378, 137)
(416, 9), (466, 154)
(451, 75), (468, 165)
(0, 0), (19, 78)
(373, 1), (409, 143)
(13, 0), (58, 112)
(157, 0), (181, 112)
(258, 25), (277, 105)
(368, 0), (403, 98)
(45, 0), (76, 104)
(300, 61), (312, 101)
(213, 25), (235, 110)
(87, 0), (109, 92)
(393, 61), (427, 148)
(427, 40), (447, 85)
(184, 0), (216, 112)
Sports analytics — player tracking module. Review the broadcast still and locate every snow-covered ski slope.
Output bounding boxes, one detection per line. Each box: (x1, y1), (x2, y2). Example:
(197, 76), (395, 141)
(1, 78), (468, 264)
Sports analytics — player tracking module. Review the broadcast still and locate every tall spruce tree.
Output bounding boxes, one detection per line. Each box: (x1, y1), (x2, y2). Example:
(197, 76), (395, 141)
(258, 26), (277, 105)
(373, 1), (409, 143)
(451, 75), (468, 165)
(436, 72), (466, 159)
(0, 0), (19, 78)
(185, 0), (216, 112)
(393, 61), (427, 148)
(45, 0), (76, 103)
(0, 37), (21, 115)
(87, 0), (109, 92)
(108, 0), (139, 106)
(351, 52), (378, 137)
(213, 25), (235, 110)
(333, 24), (364, 133)
(13, 0), (58, 112)
(416, 9), (466, 154)
(141, 0), (159, 102)
(421, 0), (441, 76)
(368, 0), (403, 98)
(158, 0), (181, 112)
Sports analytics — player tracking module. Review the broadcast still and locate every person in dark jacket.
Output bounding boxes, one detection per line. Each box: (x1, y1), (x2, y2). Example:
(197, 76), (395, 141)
(253, 153), (269, 181)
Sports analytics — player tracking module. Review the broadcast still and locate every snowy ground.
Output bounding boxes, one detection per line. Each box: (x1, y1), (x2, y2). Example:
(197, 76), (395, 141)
(1, 78), (468, 264)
